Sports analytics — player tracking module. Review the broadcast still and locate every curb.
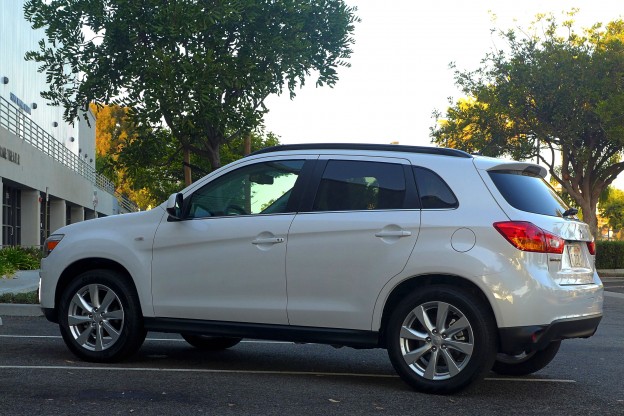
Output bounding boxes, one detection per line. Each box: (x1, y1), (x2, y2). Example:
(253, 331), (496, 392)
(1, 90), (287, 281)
(0, 303), (43, 317)
(597, 270), (624, 278)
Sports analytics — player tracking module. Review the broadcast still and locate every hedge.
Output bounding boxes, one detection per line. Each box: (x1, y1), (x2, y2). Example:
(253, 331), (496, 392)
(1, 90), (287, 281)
(0, 246), (41, 277)
(595, 241), (624, 269)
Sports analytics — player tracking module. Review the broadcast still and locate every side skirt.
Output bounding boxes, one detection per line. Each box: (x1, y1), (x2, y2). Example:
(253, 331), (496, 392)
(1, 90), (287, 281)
(144, 317), (381, 349)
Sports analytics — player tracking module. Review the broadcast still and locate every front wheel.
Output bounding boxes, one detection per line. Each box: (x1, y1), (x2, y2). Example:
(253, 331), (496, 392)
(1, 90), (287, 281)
(181, 334), (242, 350)
(492, 341), (561, 376)
(386, 286), (497, 394)
(58, 269), (146, 362)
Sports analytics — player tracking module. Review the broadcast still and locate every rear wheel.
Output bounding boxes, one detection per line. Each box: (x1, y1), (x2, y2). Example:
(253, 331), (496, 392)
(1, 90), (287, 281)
(181, 334), (242, 350)
(58, 269), (146, 362)
(492, 341), (561, 376)
(386, 286), (497, 394)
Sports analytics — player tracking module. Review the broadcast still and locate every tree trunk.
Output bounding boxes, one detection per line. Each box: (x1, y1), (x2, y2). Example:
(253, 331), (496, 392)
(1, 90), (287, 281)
(183, 148), (192, 186)
(580, 199), (599, 241)
(206, 142), (221, 172)
(244, 134), (251, 156)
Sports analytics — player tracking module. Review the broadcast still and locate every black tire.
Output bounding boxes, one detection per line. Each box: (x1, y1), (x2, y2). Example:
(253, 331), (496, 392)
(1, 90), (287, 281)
(181, 334), (242, 350)
(386, 285), (497, 394)
(58, 269), (146, 362)
(492, 341), (561, 376)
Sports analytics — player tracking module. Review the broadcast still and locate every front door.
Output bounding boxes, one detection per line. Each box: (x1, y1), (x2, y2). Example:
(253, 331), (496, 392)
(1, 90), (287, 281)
(151, 159), (308, 324)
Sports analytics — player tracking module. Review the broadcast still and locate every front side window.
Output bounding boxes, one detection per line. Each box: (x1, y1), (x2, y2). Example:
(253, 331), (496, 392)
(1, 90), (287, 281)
(489, 170), (569, 217)
(187, 160), (305, 218)
(312, 160), (406, 211)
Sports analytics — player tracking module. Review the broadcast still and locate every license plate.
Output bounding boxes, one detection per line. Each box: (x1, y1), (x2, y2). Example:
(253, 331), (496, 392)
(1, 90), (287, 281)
(567, 244), (585, 268)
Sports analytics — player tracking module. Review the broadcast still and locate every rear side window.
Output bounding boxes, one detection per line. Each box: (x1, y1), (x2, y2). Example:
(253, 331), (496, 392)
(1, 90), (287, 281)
(412, 167), (458, 209)
(313, 160), (406, 211)
(488, 170), (568, 217)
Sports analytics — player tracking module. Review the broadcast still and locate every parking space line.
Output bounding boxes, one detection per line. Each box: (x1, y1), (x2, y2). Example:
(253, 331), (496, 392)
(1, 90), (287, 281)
(0, 364), (576, 383)
(0, 335), (290, 344)
(0, 365), (398, 378)
(485, 377), (575, 383)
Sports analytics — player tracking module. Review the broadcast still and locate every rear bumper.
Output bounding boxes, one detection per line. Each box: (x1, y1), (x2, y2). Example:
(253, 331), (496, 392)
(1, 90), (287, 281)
(498, 314), (602, 355)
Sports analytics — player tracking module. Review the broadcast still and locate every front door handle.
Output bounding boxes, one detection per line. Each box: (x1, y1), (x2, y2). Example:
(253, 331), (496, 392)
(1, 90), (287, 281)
(252, 237), (285, 245)
(375, 230), (412, 238)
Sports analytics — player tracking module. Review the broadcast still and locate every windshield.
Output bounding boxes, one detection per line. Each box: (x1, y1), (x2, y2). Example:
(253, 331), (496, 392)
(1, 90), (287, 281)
(488, 170), (570, 217)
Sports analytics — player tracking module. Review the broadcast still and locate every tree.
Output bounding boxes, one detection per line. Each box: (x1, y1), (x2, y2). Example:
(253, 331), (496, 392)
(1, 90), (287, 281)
(24, 0), (359, 184)
(90, 104), (159, 209)
(600, 187), (624, 235)
(115, 124), (280, 204)
(431, 12), (624, 238)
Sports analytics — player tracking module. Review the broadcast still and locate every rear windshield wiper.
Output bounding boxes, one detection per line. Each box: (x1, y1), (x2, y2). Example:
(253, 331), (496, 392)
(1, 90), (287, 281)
(562, 207), (578, 217)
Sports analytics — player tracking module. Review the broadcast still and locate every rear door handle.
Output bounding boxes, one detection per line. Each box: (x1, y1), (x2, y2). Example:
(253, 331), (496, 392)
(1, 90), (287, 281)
(252, 237), (285, 245)
(375, 230), (412, 238)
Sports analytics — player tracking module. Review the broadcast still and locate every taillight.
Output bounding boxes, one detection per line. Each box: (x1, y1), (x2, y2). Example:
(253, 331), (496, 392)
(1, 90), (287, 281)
(493, 221), (564, 254)
(587, 241), (596, 256)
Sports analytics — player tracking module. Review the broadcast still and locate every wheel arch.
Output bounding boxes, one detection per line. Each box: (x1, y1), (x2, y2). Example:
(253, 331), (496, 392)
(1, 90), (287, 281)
(51, 258), (143, 322)
(377, 274), (497, 348)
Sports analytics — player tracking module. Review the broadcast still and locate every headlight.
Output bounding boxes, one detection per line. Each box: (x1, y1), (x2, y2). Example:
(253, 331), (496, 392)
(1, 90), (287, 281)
(43, 234), (64, 258)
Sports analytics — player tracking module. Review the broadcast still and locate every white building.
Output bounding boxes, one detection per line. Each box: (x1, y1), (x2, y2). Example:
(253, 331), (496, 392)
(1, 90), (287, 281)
(1, 1), (133, 248)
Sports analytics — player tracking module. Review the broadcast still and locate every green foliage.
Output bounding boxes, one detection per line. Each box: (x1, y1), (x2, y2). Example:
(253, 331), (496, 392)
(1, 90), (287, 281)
(0, 291), (39, 304)
(24, 0), (359, 170)
(599, 188), (624, 231)
(0, 246), (41, 277)
(431, 11), (624, 237)
(595, 241), (624, 269)
(116, 128), (280, 204)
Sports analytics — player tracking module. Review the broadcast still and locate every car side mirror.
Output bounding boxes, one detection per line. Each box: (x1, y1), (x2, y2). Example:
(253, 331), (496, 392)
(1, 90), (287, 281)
(166, 193), (185, 220)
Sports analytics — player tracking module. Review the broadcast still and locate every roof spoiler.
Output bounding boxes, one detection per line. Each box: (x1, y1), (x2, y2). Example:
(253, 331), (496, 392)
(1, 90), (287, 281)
(487, 162), (547, 178)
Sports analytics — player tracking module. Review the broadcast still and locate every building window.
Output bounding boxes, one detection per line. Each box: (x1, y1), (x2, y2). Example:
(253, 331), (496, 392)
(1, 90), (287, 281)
(2, 185), (21, 246)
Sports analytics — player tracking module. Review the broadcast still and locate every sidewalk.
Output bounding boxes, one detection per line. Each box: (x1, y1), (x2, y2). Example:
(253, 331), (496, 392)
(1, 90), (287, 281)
(0, 270), (42, 317)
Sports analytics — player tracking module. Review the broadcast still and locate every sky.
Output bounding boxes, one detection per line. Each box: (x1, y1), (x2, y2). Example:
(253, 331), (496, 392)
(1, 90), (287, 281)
(263, 0), (623, 148)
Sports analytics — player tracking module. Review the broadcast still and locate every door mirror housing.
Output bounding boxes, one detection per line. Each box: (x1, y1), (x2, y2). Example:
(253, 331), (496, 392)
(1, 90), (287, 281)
(166, 193), (185, 220)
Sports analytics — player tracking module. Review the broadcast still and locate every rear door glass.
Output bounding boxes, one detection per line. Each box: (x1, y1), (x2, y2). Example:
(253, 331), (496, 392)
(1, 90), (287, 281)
(488, 170), (569, 217)
(312, 160), (407, 211)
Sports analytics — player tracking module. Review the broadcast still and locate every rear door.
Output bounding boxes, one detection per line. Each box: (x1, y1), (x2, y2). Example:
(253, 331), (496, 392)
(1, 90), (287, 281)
(285, 156), (421, 330)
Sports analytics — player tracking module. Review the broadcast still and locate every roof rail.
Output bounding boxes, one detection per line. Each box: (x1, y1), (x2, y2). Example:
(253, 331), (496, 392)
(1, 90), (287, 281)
(249, 143), (472, 158)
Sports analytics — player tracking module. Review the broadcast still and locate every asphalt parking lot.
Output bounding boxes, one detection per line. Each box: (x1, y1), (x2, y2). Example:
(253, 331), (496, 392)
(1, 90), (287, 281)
(0, 291), (622, 415)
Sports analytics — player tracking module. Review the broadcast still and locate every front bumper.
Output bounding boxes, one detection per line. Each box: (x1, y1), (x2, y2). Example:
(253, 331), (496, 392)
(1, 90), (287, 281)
(42, 307), (58, 323)
(498, 314), (602, 355)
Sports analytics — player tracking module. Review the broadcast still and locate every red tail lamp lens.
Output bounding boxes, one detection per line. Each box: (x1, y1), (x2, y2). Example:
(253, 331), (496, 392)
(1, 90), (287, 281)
(493, 221), (564, 254)
(587, 241), (596, 255)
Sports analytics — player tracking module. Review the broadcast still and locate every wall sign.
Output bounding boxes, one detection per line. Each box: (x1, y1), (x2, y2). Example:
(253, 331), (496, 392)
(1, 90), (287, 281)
(0, 145), (20, 165)
(10, 92), (31, 115)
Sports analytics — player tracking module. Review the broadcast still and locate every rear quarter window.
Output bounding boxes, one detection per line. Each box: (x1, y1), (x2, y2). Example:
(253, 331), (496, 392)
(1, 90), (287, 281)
(488, 170), (569, 217)
(412, 167), (458, 209)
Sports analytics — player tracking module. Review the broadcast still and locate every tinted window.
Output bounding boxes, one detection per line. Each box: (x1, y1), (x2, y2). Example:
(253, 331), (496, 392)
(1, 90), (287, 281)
(489, 170), (568, 217)
(413, 167), (458, 209)
(187, 160), (304, 218)
(313, 160), (406, 211)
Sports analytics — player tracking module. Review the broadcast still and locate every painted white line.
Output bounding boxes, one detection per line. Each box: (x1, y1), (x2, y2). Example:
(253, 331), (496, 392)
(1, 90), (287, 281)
(0, 365), (398, 378)
(0, 335), (60, 339)
(0, 364), (576, 383)
(485, 377), (576, 383)
(0, 335), (290, 344)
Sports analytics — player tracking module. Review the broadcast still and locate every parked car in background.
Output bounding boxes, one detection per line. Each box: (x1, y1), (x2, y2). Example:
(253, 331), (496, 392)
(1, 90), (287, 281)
(40, 144), (603, 393)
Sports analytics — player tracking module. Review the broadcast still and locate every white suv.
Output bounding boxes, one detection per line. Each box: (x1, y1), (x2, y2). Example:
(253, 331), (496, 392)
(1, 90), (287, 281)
(40, 144), (603, 393)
